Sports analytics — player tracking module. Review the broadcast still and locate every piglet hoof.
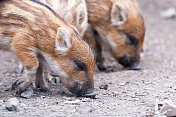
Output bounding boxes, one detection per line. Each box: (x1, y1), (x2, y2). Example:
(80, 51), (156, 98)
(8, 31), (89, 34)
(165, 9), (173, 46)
(98, 65), (113, 73)
(85, 94), (97, 99)
(15, 81), (27, 95)
(8, 78), (20, 91)
(97, 64), (107, 71)
(104, 66), (114, 73)
(50, 78), (59, 85)
(98, 66), (107, 71)
(20, 85), (34, 98)
(40, 86), (51, 92)
(130, 63), (142, 70)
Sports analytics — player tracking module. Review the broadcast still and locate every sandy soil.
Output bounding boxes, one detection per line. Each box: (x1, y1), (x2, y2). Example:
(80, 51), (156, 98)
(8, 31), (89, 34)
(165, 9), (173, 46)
(0, 0), (176, 116)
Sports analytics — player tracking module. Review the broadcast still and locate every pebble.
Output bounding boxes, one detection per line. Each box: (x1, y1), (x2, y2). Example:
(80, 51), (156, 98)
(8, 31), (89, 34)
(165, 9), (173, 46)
(0, 82), (2, 87)
(64, 99), (80, 105)
(172, 86), (176, 90)
(41, 96), (46, 98)
(108, 81), (112, 84)
(160, 7), (176, 19)
(0, 100), (4, 106)
(131, 95), (136, 98)
(158, 100), (176, 117)
(165, 88), (176, 93)
(82, 98), (91, 102)
(89, 109), (94, 113)
(5, 98), (19, 111)
(20, 103), (27, 108)
(145, 82), (152, 85)
(94, 95), (99, 99)
(99, 83), (108, 90)
(133, 82), (139, 85)
(62, 97), (72, 100)
(119, 82), (127, 86)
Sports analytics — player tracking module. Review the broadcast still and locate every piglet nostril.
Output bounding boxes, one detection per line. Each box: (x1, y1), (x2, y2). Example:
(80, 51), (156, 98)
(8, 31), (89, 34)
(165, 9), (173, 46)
(118, 55), (141, 68)
(118, 55), (130, 67)
(69, 81), (95, 97)
(124, 58), (129, 64)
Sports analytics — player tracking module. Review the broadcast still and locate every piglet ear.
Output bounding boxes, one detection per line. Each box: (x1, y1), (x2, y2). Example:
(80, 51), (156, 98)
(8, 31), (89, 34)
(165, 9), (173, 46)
(55, 27), (72, 54)
(131, 0), (139, 7)
(111, 3), (128, 26)
(75, 3), (88, 32)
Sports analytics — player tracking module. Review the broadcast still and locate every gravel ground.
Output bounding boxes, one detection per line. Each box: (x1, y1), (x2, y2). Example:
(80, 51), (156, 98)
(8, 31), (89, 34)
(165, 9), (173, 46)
(0, 0), (176, 117)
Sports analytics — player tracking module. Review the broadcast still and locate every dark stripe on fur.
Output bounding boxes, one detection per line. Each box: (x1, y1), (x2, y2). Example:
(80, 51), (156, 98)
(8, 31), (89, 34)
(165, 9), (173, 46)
(30, 0), (65, 22)
(0, 14), (29, 23)
(0, 22), (23, 27)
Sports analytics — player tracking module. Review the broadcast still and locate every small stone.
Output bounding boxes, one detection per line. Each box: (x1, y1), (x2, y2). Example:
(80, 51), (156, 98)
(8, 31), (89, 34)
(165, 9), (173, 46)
(41, 96), (46, 98)
(160, 7), (176, 19)
(63, 97), (72, 100)
(47, 96), (51, 99)
(93, 95), (99, 99)
(82, 98), (91, 102)
(89, 109), (94, 113)
(0, 82), (2, 87)
(172, 86), (176, 90)
(122, 91), (127, 93)
(5, 98), (19, 111)
(108, 81), (112, 84)
(99, 83), (108, 90)
(119, 82), (127, 86)
(131, 95), (136, 98)
(166, 88), (176, 93)
(20, 103), (27, 109)
(0, 100), (4, 106)
(64, 99), (80, 105)
(159, 100), (176, 116)
(145, 82), (152, 85)
(133, 82), (139, 85)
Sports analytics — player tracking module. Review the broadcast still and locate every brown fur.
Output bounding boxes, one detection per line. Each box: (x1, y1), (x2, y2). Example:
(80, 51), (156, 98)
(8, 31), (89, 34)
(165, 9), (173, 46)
(38, 0), (88, 36)
(34, 0), (88, 84)
(0, 0), (94, 96)
(85, 0), (145, 70)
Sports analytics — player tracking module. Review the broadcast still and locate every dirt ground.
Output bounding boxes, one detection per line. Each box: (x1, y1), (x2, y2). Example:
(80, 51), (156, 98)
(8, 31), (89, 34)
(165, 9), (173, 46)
(0, 0), (176, 117)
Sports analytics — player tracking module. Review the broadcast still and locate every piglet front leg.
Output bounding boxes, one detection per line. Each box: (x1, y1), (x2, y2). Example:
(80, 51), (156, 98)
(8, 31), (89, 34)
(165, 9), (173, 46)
(11, 34), (38, 95)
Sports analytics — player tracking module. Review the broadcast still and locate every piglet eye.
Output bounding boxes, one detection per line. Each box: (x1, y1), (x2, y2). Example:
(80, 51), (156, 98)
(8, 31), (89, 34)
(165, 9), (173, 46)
(74, 60), (86, 71)
(126, 34), (138, 45)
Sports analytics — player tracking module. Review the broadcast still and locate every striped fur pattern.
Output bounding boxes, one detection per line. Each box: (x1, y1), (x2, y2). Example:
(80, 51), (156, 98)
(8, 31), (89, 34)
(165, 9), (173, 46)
(38, 0), (88, 36)
(0, 0), (94, 96)
(35, 0), (89, 88)
(84, 0), (145, 70)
